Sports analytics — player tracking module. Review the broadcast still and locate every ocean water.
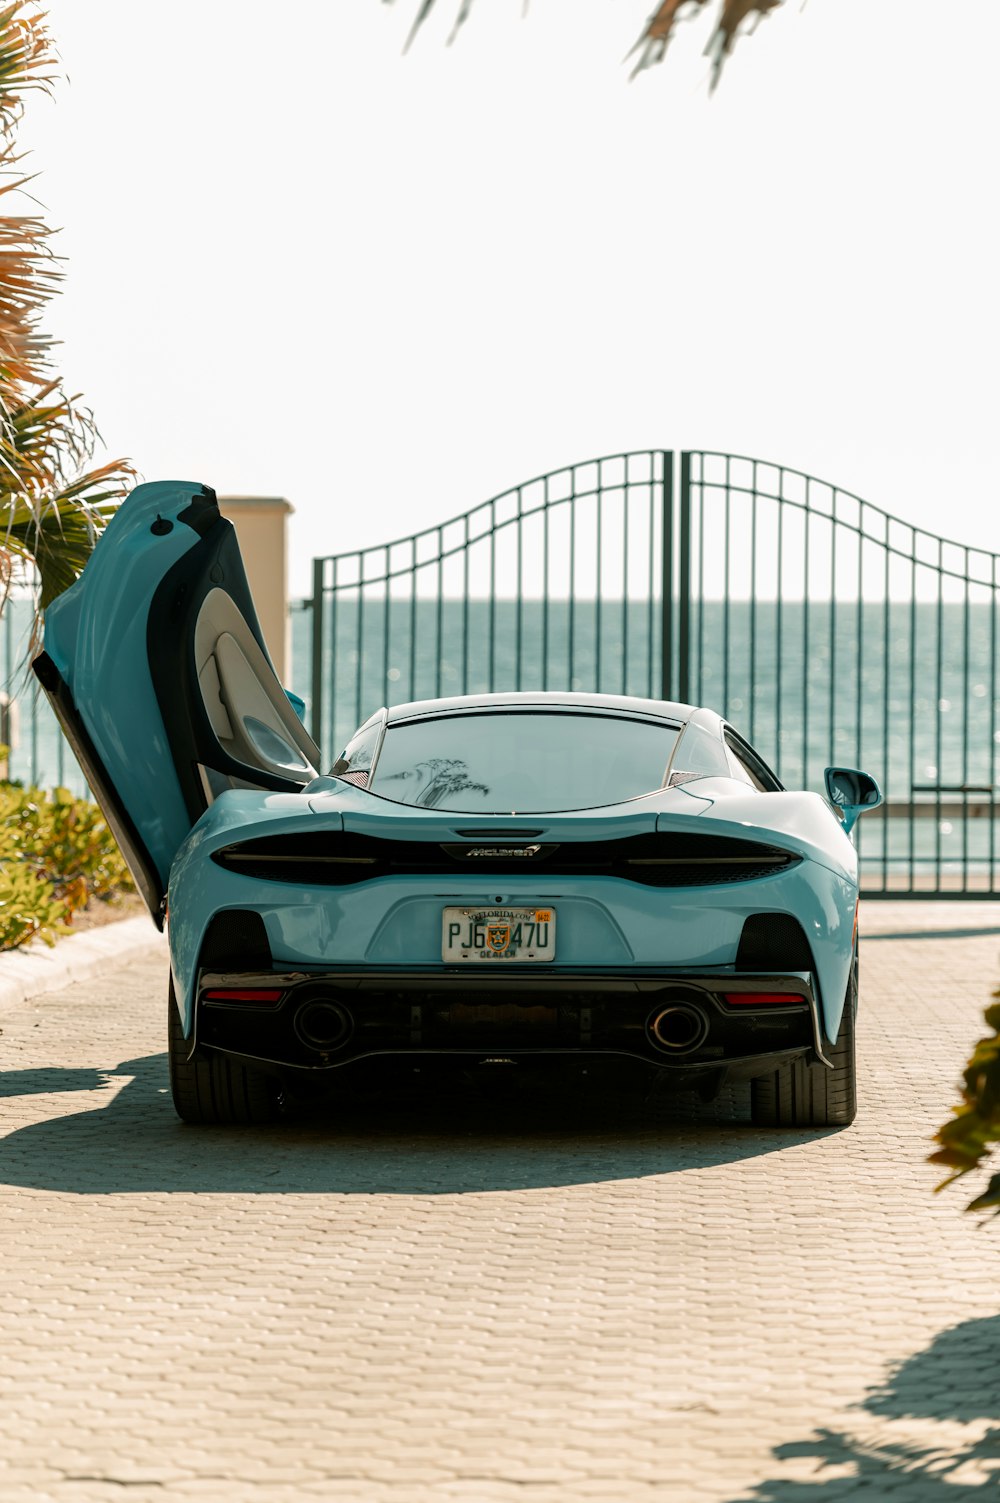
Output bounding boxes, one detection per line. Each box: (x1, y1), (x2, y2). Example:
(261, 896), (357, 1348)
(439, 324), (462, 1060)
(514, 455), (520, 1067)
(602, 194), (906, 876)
(311, 598), (998, 781)
(6, 596), (999, 886)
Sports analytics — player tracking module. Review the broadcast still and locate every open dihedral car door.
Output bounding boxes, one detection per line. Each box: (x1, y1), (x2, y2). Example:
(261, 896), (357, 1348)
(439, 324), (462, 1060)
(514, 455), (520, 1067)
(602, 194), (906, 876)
(33, 480), (320, 926)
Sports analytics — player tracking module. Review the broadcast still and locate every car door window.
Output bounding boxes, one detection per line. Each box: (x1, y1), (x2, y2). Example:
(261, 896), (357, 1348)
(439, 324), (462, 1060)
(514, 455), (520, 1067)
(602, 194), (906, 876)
(665, 720), (732, 785)
(330, 712), (385, 787)
(724, 730), (781, 792)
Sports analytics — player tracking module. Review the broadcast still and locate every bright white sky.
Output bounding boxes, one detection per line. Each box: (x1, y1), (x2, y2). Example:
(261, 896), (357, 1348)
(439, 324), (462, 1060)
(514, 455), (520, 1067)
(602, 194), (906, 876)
(22, 0), (1000, 597)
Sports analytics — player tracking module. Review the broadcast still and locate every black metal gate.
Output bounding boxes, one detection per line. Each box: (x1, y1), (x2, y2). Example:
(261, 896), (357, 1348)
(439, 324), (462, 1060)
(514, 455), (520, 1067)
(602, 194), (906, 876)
(309, 451), (1000, 897)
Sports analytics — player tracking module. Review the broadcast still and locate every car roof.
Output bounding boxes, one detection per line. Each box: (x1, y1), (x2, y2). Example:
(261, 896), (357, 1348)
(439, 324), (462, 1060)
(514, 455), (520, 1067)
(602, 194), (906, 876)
(385, 691), (696, 725)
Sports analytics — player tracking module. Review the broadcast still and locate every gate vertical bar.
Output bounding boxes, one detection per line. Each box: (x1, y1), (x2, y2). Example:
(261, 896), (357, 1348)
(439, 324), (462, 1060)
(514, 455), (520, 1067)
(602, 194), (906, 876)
(381, 545), (391, 706)
(595, 469), (603, 692)
(775, 483), (784, 780)
(311, 556), (325, 747)
(749, 466), (758, 743)
(354, 560), (365, 740)
(408, 537), (417, 701)
(935, 539), (944, 886)
(659, 451), (675, 701)
(647, 469), (656, 697)
(515, 488), (524, 690)
(435, 527), (444, 699)
(962, 549), (971, 885)
(621, 466), (629, 694)
(986, 559), (992, 895)
(677, 451), (691, 703)
(908, 540), (917, 892)
(488, 499), (497, 691)
(542, 479), (550, 691)
(882, 526), (891, 892)
(722, 458), (731, 715)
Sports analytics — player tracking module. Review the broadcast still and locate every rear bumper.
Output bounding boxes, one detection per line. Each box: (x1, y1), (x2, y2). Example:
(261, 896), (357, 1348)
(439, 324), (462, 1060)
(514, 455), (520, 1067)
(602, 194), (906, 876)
(166, 852), (858, 1049)
(191, 967), (828, 1078)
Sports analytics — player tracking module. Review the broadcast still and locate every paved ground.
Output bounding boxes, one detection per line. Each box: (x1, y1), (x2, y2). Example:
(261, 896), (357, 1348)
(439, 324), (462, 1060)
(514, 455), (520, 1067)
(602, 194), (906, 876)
(2, 903), (1000, 1502)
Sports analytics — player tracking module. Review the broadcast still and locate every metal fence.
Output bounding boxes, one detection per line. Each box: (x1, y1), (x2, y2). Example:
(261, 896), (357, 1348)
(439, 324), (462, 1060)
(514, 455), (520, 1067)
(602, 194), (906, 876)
(0, 586), (85, 793)
(5, 453), (998, 896)
(678, 453), (1000, 895)
(310, 451), (672, 750)
(310, 451), (1000, 897)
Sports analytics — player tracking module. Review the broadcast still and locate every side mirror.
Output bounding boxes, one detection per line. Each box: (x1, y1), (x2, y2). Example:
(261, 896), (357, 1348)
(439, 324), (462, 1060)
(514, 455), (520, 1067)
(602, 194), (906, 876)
(284, 688), (307, 725)
(824, 766), (883, 835)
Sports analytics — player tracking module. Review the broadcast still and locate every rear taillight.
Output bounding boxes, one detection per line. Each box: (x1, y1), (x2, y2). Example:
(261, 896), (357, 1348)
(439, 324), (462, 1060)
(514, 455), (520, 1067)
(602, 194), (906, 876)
(202, 988), (283, 1005)
(724, 992), (806, 1007)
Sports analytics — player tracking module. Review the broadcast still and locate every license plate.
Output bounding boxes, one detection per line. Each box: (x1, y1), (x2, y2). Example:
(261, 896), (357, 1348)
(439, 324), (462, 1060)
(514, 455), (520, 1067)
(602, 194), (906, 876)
(442, 906), (556, 963)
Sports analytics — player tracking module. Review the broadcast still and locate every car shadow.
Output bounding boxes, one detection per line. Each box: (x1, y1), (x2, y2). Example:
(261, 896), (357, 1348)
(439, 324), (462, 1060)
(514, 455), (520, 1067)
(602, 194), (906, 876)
(0, 1065), (119, 1098)
(730, 1315), (1000, 1500)
(0, 1052), (837, 1195)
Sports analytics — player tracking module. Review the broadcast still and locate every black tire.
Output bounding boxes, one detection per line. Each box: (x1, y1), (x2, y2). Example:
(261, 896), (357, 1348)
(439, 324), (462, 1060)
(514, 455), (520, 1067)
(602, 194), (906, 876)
(750, 958), (857, 1128)
(167, 979), (280, 1125)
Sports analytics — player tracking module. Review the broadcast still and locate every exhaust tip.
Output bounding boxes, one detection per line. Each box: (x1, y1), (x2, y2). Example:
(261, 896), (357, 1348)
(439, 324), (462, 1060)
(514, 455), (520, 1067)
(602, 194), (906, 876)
(294, 998), (353, 1052)
(648, 1003), (710, 1055)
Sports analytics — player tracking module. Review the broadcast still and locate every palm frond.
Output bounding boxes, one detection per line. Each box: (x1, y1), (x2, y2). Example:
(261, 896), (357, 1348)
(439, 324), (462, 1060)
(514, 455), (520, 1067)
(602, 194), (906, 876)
(403, 0), (437, 54)
(0, 4), (134, 641)
(0, 4), (54, 134)
(631, 0), (782, 86)
(0, 177), (62, 392)
(2, 483), (115, 606)
(389, 0), (786, 87)
(446, 0), (475, 46)
(0, 380), (134, 609)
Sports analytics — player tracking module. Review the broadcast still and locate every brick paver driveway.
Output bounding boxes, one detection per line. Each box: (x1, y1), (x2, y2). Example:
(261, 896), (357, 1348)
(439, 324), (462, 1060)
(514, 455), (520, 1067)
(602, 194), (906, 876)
(2, 902), (1000, 1502)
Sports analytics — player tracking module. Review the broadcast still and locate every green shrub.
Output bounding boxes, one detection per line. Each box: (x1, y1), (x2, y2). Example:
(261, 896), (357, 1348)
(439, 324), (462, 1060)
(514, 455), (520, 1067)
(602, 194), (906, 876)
(0, 854), (69, 951)
(930, 993), (1000, 1216)
(0, 777), (134, 951)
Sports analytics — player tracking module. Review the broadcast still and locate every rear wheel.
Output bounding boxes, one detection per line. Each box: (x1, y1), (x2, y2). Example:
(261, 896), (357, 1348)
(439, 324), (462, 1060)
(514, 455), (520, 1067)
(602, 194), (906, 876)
(168, 978), (280, 1125)
(750, 959), (857, 1128)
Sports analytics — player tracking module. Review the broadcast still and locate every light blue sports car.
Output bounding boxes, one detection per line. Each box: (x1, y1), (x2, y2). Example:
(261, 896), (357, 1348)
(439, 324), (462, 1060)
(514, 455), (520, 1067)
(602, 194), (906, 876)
(34, 480), (882, 1127)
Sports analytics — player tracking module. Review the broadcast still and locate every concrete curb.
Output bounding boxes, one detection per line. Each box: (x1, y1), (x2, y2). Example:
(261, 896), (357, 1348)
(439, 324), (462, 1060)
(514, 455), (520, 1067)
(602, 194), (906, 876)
(0, 914), (166, 1012)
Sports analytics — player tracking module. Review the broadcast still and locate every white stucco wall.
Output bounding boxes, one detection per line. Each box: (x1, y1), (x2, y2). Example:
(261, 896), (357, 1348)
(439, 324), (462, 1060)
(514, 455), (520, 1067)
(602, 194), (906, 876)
(218, 496), (293, 683)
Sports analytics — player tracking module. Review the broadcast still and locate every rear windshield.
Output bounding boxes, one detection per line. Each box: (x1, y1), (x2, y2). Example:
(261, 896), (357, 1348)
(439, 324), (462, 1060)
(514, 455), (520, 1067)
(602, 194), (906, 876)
(368, 711), (681, 813)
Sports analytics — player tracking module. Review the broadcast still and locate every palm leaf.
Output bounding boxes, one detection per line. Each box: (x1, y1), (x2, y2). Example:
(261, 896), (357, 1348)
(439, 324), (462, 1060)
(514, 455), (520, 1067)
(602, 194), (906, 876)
(3, 484), (113, 606)
(0, 174), (61, 391)
(0, 4), (54, 131)
(1, 381), (133, 611)
(0, 3), (134, 642)
(388, 0), (786, 87)
(630, 0), (783, 87)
